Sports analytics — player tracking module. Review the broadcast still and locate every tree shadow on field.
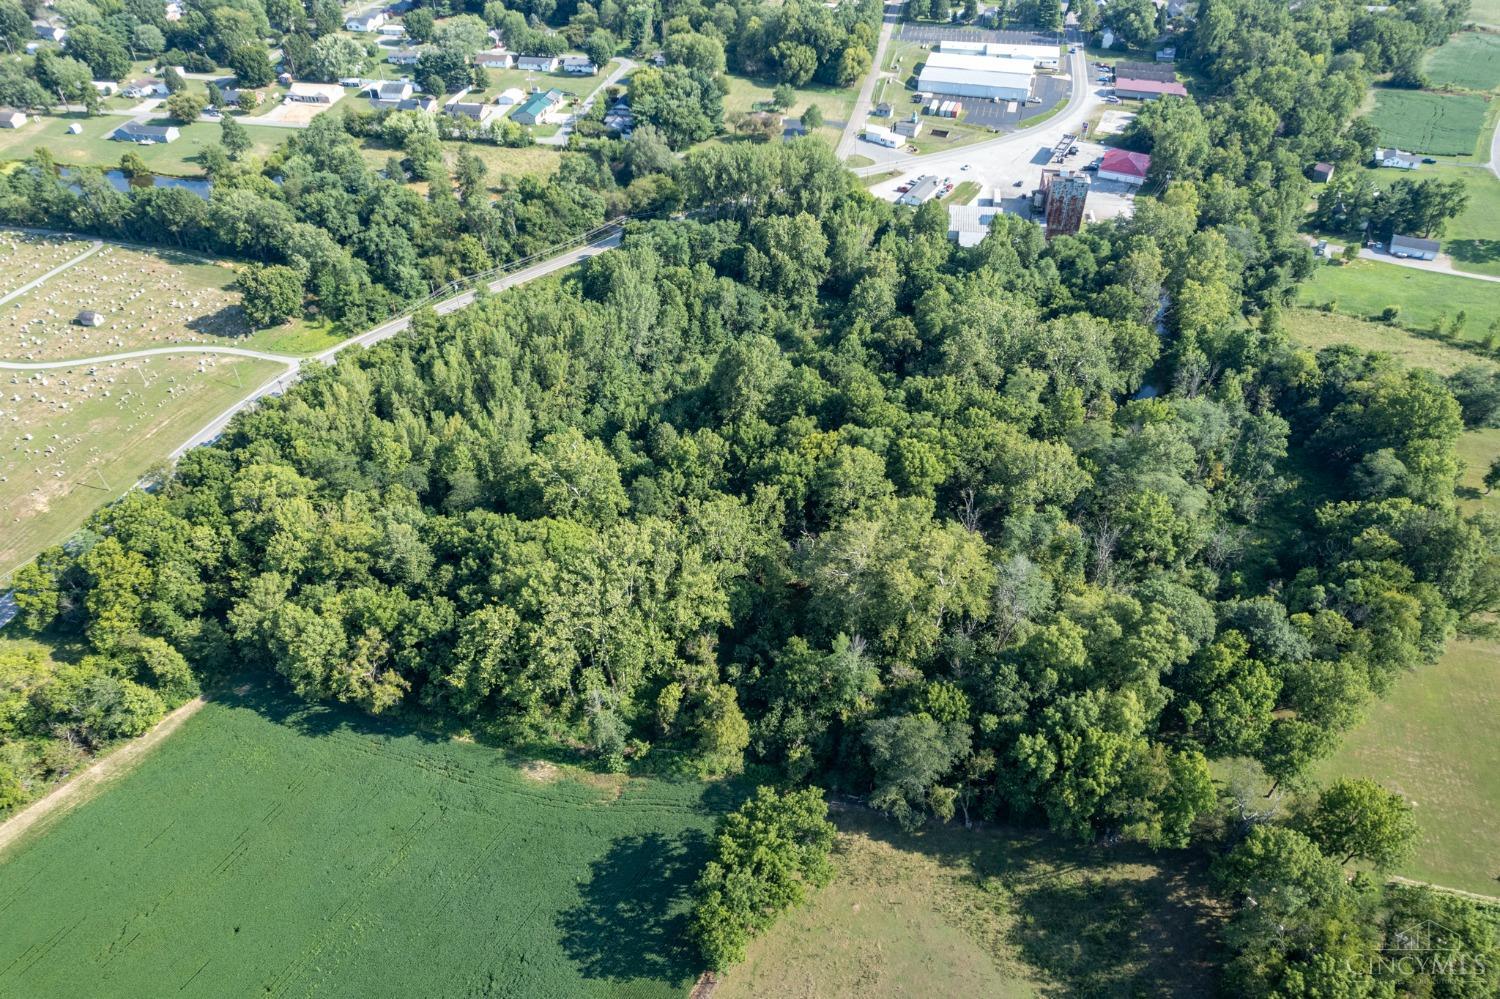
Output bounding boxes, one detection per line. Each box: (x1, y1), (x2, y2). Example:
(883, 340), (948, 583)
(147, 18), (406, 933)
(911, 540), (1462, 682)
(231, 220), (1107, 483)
(219, 678), (449, 745)
(1447, 238), (1500, 268)
(555, 829), (710, 986)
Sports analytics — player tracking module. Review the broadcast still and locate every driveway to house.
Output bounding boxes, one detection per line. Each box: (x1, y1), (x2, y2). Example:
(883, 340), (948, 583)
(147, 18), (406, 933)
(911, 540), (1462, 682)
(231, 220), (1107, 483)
(536, 58), (636, 147)
(1360, 246), (1500, 283)
(834, 1), (904, 160)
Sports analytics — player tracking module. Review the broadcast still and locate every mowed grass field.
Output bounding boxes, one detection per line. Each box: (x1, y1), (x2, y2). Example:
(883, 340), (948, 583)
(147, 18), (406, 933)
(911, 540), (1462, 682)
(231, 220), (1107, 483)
(0, 234), (341, 360)
(0, 113), (291, 176)
(1424, 30), (1500, 91)
(0, 685), (738, 998)
(1364, 87), (1489, 156)
(1437, 163), (1500, 277)
(1474, 0), (1500, 27)
(1295, 259), (1500, 339)
(1317, 638), (1500, 896)
(716, 811), (1219, 999)
(1281, 307), (1496, 375)
(0, 353), (287, 578)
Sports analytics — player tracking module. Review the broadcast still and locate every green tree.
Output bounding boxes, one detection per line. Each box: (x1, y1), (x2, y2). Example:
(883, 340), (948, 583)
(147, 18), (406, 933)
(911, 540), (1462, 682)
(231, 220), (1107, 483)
(238, 263), (305, 327)
(166, 91), (207, 123)
(229, 44), (277, 88)
(690, 786), (836, 969)
(220, 114), (252, 159)
(1299, 778), (1418, 867)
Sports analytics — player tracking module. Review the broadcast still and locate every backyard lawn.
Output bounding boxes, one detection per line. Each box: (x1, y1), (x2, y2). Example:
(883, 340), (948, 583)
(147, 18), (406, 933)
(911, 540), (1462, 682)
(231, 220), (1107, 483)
(1363, 87), (1489, 156)
(1295, 258), (1500, 340)
(720, 73), (857, 145)
(0, 113), (291, 175)
(0, 684), (738, 997)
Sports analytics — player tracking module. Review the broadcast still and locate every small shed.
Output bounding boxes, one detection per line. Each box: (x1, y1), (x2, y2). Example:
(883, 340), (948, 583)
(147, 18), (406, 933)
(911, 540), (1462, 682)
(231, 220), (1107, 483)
(76, 310), (105, 327)
(67, 122), (83, 134)
(1310, 162), (1335, 183)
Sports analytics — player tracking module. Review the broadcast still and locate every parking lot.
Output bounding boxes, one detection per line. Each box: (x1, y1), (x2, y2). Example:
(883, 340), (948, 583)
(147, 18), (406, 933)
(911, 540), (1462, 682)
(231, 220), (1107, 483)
(898, 25), (1066, 46)
(957, 72), (1070, 128)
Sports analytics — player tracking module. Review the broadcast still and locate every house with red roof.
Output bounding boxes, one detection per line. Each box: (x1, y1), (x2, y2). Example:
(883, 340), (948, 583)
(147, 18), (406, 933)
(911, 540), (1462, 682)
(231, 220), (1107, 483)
(1098, 148), (1151, 186)
(1113, 77), (1189, 100)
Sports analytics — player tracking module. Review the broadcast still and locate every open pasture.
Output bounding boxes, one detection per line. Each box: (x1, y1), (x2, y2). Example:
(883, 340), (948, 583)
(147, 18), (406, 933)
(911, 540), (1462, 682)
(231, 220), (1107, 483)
(0, 685), (735, 998)
(1317, 638), (1500, 896)
(0, 352), (287, 577)
(716, 810), (1218, 999)
(1295, 259), (1500, 339)
(1423, 30), (1500, 91)
(0, 231), (94, 298)
(1281, 307), (1496, 375)
(1364, 88), (1489, 156)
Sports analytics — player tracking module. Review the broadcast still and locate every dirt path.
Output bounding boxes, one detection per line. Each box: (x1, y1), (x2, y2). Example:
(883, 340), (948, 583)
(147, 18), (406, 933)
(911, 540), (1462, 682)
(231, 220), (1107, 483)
(1387, 875), (1500, 906)
(0, 696), (206, 858)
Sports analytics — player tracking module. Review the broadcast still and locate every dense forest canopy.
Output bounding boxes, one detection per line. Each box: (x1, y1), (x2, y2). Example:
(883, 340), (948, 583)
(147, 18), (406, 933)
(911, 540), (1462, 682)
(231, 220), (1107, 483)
(2, 0), (1499, 991)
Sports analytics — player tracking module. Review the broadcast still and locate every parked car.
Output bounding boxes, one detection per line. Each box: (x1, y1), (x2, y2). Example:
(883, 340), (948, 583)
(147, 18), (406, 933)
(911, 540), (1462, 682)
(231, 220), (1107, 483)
(1104, 96), (1122, 104)
(1013, 179), (1024, 187)
(960, 163), (971, 171)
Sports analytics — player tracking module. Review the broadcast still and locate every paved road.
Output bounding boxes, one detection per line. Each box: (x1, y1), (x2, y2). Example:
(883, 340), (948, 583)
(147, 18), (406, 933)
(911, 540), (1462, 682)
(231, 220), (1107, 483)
(835, 2), (904, 160)
(0, 239), (102, 307)
(1359, 246), (1500, 283)
(0, 344), (299, 370)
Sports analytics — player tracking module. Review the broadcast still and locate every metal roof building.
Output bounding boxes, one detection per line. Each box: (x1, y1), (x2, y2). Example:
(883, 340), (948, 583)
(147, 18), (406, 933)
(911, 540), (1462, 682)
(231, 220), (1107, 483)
(918, 52), (1032, 101)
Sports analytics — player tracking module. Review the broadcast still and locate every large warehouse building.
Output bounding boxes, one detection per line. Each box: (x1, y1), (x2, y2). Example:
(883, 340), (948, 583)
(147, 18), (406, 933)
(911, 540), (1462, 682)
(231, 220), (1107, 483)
(939, 39), (1059, 68)
(918, 52), (1033, 101)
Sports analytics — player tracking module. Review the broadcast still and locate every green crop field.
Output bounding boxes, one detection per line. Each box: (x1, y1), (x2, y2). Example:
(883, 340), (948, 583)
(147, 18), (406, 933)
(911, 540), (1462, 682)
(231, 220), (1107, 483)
(1296, 259), (1500, 340)
(716, 811), (1218, 998)
(0, 685), (738, 998)
(1364, 88), (1489, 156)
(0, 353), (287, 579)
(1317, 638), (1500, 896)
(1424, 31), (1500, 91)
(1282, 307), (1496, 375)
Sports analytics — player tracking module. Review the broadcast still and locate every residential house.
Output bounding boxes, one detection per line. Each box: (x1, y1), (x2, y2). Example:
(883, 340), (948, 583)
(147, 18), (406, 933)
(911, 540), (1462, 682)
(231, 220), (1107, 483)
(562, 55), (595, 74)
(510, 88), (562, 125)
(1098, 147), (1151, 185)
(494, 87), (527, 107)
(1389, 234), (1439, 260)
(444, 95), (501, 123)
(91, 80), (119, 96)
(111, 122), (180, 143)
(369, 79), (414, 106)
(862, 124), (900, 147)
(122, 78), (169, 98)
(345, 10), (387, 31)
(378, 23), (406, 37)
(1310, 161), (1335, 183)
(1113, 61), (1177, 83)
(1373, 146), (1421, 170)
(892, 116), (922, 138)
(387, 48), (422, 66)
(872, 101), (892, 117)
(474, 50), (515, 69)
(32, 21), (65, 42)
(0, 109), (27, 129)
(516, 54), (560, 72)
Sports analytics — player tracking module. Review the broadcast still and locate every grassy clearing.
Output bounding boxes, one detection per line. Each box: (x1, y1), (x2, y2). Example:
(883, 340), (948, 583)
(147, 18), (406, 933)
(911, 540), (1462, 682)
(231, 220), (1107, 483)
(1364, 87), (1489, 156)
(720, 73), (855, 146)
(716, 809), (1219, 999)
(1472, 0), (1500, 27)
(0, 113), (290, 176)
(943, 179), (982, 205)
(1424, 30), (1500, 92)
(1437, 163), (1500, 277)
(358, 139), (563, 183)
(0, 239), (339, 361)
(1281, 307), (1496, 375)
(0, 684), (736, 998)
(0, 230), (92, 296)
(1457, 426), (1500, 516)
(1295, 259), (1500, 340)
(0, 353), (287, 579)
(1316, 638), (1500, 896)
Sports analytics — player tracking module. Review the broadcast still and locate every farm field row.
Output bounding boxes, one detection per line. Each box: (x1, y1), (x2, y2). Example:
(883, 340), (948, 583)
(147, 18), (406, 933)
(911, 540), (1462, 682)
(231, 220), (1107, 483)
(0, 352), (287, 579)
(1364, 87), (1490, 156)
(1422, 29), (1500, 92)
(1295, 258), (1500, 341)
(0, 685), (737, 998)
